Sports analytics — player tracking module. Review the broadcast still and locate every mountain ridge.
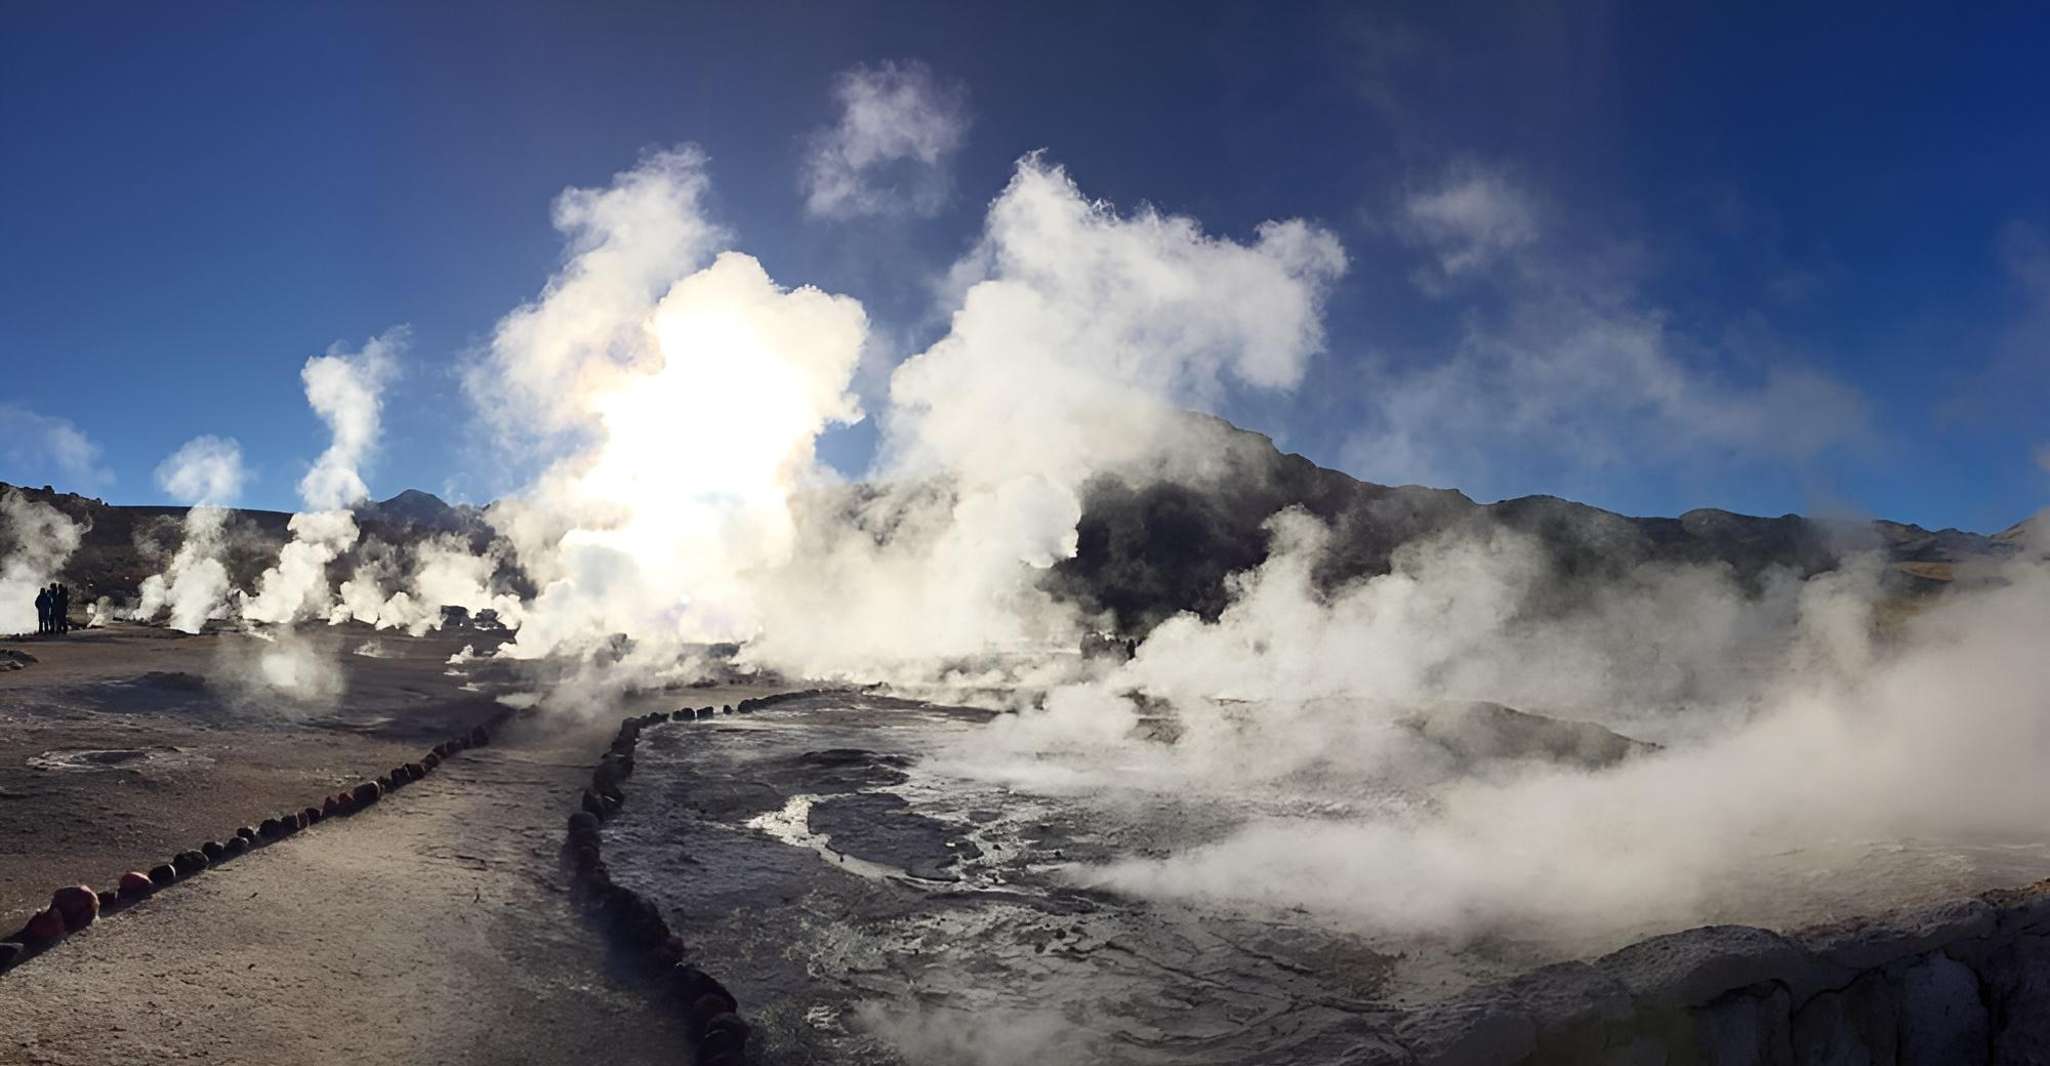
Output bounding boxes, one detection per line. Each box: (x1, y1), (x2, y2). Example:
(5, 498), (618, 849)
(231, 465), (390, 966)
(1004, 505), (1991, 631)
(2, 417), (2033, 623)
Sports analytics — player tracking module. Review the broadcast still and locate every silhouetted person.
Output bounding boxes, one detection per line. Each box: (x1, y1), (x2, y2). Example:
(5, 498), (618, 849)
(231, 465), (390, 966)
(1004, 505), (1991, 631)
(34, 586), (50, 635)
(55, 584), (70, 634)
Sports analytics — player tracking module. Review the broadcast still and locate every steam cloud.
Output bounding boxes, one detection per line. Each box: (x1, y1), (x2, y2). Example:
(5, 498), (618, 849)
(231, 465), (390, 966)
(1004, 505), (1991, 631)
(466, 147), (1344, 695)
(469, 145), (867, 681)
(134, 435), (246, 632)
(243, 332), (399, 625)
(751, 156), (1346, 679)
(938, 512), (2050, 950)
(0, 489), (85, 635)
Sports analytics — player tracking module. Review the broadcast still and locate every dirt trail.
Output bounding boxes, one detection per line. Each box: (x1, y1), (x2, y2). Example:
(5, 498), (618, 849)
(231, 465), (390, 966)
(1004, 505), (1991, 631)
(2, 717), (692, 1065)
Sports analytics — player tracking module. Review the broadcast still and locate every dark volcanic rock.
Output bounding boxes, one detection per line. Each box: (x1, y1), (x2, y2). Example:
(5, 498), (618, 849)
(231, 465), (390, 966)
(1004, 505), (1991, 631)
(1981, 933), (2050, 1063)
(1403, 701), (1657, 770)
(1804, 896), (1996, 971)
(770, 747), (912, 792)
(1899, 954), (1989, 1065)
(669, 964), (738, 1024)
(1599, 925), (1846, 1008)
(806, 792), (963, 881)
(1041, 412), (2015, 634)
(24, 907), (66, 942)
(51, 884), (99, 929)
(117, 871), (154, 898)
(148, 863), (178, 886)
(1790, 971), (1899, 1066)
(698, 1012), (750, 1063)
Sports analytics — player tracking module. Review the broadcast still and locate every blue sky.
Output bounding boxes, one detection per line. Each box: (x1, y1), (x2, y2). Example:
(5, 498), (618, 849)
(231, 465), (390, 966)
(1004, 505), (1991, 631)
(2, 2), (2045, 531)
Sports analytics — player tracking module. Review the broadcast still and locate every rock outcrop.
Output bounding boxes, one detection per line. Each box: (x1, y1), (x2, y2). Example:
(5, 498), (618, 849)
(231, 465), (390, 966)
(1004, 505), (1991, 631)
(1403, 882), (2050, 1065)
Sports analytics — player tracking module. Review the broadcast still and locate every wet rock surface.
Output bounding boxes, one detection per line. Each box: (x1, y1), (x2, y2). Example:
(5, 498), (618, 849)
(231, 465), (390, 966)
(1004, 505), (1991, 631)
(1400, 701), (1657, 770)
(803, 792), (962, 882)
(604, 693), (2050, 1066)
(604, 693), (1404, 1065)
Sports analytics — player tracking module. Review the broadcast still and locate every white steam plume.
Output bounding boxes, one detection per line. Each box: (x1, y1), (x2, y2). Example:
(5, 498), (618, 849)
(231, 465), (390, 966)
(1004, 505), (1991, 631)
(299, 331), (401, 511)
(948, 509), (2050, 949)
(0, 490), (85, 635)
(745, 156), (1347, 678)
(243, 332), (399, 626)
(329, 534), (525, 635)
(469, 147), (866, 669)
(212, 626), (344, 710)
(134, 435), (246, 632)
(468, 149), (1344, 693)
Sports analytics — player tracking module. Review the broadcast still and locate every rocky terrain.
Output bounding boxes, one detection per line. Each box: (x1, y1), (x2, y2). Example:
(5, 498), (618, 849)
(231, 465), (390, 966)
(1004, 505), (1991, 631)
(591, 691), (2050, 1066)
(0, 484), (495, 610)
(1048, 415), (2030, 634)
(3, 414), (2030, 633)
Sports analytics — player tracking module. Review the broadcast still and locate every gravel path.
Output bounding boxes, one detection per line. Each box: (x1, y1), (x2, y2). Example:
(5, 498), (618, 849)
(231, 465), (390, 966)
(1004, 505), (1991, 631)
(2, 716), (693, 1065)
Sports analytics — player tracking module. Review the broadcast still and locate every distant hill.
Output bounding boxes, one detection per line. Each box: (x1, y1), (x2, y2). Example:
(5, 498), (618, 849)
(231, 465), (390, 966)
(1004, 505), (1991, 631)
(2, 417), (2031, 626)
(0, 486), (490, 603)
(1044, 414), (2026, 633)
(354, 488), (488, 534)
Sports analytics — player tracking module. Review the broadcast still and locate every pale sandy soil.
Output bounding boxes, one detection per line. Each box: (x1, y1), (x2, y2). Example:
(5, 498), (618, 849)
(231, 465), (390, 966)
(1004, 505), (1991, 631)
(0, 623), (761, 1065)
(3, 714), (699, 1064)
(0, 623), (503, 918)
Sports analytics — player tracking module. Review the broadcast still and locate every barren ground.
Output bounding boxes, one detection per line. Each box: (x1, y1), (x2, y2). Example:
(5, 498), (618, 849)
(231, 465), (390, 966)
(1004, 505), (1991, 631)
(0, 623), (773, 1065)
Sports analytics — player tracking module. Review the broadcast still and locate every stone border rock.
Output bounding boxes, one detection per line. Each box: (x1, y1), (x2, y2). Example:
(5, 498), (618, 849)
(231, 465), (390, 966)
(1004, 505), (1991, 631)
(563, 708), (754, 1066)
(0, 714), (510, 976)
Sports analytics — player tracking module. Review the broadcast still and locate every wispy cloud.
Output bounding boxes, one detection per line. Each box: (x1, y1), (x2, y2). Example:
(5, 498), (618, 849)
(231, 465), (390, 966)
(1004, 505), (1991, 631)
(156, 435), (246, 505)
(1348, 165), (1871, 494)
(0, 404), (113, 491)
(2004, 222), (2050, 478)
(801, 60), (970, 220)
(1939, 219), (2050, 461)
(1401, 165), (1539, 281)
